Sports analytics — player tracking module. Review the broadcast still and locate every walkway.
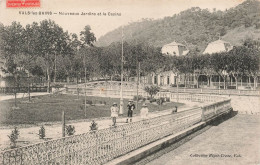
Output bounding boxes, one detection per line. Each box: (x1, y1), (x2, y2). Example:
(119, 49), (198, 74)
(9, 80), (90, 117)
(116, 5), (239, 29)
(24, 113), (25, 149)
(146, 114), (260, 165)
(0, 92), (49, 101)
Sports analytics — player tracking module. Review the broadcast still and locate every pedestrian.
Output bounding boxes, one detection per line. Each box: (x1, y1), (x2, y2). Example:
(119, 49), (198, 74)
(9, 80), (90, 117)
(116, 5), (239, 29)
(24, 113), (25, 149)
(126, 99), (135, 123)
(172, 105), (178, 114)
(140, 103), (149, 120)
(111, 102), (119, 126)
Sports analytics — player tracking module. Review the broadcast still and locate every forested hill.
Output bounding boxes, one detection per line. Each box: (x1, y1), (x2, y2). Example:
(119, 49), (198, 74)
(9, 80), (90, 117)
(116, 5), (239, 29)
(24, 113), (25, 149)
(96, 0), (260, 52)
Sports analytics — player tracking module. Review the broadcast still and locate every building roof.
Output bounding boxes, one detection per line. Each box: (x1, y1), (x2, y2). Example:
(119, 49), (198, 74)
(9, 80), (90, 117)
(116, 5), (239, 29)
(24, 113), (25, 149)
(203, 39), (233, 54)
(163, 41), (185, 47)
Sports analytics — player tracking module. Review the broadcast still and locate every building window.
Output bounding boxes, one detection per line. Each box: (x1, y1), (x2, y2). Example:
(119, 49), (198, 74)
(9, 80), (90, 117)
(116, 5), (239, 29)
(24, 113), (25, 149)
(167, 76), (170, 85)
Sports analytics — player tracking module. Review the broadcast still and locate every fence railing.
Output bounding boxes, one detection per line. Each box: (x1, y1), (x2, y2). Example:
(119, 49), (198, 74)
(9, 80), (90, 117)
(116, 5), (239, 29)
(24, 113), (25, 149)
(168, 88), (260, 96)
(0, 87), (47, 94)
(0, 93), (232, 165)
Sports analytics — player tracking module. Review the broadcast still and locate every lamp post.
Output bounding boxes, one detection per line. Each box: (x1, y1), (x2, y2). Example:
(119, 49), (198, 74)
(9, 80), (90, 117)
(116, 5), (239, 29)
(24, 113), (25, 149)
(119, 26), (124, 115)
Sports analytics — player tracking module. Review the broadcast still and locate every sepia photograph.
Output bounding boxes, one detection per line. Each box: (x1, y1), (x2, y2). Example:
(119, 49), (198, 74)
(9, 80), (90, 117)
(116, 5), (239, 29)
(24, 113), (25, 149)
(0, 0), (259, 164)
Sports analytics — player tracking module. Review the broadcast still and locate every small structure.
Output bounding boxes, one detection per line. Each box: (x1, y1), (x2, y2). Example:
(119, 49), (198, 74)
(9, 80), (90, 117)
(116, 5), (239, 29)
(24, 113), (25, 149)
(150, 71), (179, 86)
(203, 39), (233, 54)
(161, 41), (189, 56)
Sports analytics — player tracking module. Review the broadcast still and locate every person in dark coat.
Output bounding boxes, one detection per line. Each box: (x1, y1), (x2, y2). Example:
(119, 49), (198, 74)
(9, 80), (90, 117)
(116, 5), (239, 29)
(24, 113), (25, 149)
(126, 99), (135, 123)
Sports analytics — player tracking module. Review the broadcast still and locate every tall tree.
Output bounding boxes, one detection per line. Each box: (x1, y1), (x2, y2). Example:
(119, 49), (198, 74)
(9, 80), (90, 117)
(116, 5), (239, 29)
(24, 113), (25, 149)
(34, 19), (66, 92)
(80, 25), (96, 47)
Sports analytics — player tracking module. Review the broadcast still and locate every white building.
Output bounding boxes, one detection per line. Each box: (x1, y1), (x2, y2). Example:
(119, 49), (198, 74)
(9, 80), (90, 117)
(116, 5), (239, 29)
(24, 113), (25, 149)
(203, 39), (233, 54)
(161, 41), (189, 56)
(151, 71), (179, 86)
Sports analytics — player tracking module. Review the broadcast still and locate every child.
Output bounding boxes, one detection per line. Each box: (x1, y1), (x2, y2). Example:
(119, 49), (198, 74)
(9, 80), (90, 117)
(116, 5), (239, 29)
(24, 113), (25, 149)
(111, 102), (119, 126)
(140, 103), (149, 120)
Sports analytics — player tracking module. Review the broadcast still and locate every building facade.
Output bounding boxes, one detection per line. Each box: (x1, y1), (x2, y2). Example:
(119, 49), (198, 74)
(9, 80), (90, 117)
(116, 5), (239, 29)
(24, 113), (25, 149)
(161, 41), (189, 56)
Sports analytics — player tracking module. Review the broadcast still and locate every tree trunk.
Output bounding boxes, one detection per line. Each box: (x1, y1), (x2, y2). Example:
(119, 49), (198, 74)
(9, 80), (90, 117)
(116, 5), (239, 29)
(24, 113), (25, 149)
(234, 76), (238, 90)
(248, 76), (251, 88)
(210, 76), (213, 88)
(184, 75), (187, 88)
(54, 54), (57, 83)
(196, 75), (199, 88)
(207, 76), (210, 87)
(28, 73), (30, 102)
(219, 76), (221, 89)
(224, 77), (226, 89)
(14, 89), (17, 107)
(253, 76), (257, 90)
(47, 67), (51, 93)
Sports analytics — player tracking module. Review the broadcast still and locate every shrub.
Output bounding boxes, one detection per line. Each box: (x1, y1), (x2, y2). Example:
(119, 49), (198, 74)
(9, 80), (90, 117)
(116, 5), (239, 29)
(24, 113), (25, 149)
(179, 84), (185, 87)
(66, 125), (75, 136)
(38, 126), (46, 139)
(133, 95), (143, 101)
(149, 98), (156, 103)
(90, 120), (98, 131)
(171, 84), (177, 87)
(84, 100), (92, 105)
(144, 86), (160, 98)
(8, 127), (19, 148)
(156, 97), (165, 105)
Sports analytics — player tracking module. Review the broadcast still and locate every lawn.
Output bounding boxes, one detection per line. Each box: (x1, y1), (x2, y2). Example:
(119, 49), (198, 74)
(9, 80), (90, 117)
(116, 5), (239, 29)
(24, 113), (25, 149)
(0, 94), (184, 125)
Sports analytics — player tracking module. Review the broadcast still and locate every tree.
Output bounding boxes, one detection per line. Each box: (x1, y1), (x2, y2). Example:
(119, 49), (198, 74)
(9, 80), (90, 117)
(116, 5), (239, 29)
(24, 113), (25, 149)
(211, 52), (229, 89)
(80, 25), (96, 47)
(34, 19), (66, 92)
(1, 22), (25, 106)
(144, 85), (160, 98)
(22, 23), (40, 101)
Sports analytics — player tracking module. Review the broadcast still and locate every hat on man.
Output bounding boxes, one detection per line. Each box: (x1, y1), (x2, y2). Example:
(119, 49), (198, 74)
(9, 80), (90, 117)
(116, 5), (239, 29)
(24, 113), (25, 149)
(142, 103), (147, 107)
(113, 102), (117, 105)
(128, 99), (133, 102)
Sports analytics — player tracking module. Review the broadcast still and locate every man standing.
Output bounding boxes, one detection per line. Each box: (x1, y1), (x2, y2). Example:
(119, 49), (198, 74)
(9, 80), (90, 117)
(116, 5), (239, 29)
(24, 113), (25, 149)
(126, 99), (135, 123)
(111, 102), (119, 126)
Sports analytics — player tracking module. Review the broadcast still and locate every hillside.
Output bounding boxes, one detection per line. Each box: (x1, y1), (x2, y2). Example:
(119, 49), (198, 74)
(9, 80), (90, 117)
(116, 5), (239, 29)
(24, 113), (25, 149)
(96, 0), (260, 52)
(222, 26), (260, 46)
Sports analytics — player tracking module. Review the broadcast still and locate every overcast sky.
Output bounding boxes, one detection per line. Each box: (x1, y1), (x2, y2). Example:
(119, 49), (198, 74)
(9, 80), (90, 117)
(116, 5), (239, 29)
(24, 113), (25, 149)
(0, 0), (245, 40)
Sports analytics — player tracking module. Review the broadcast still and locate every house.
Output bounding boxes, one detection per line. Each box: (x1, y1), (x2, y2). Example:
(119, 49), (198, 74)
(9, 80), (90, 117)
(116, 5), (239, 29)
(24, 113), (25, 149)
(203, 39), (233, 54)
(150, 71), (180, 86)
(161, 41), (189, 56)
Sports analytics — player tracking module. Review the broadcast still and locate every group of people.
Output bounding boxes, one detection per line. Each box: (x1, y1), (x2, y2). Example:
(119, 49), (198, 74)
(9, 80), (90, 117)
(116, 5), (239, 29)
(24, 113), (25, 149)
(110, 99), (149, 126)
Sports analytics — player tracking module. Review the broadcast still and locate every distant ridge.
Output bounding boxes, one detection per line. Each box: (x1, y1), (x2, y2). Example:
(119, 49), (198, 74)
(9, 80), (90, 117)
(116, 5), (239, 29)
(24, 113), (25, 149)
(96, 0), (260, 53)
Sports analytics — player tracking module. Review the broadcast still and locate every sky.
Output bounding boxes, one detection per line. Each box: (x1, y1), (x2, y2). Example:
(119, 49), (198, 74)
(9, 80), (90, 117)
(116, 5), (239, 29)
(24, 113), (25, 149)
(0, 0), (245, 40)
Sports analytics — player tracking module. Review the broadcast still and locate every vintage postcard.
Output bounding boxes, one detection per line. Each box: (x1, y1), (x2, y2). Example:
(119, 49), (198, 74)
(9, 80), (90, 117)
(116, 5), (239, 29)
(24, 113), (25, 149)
(0, 0), (259, 165)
